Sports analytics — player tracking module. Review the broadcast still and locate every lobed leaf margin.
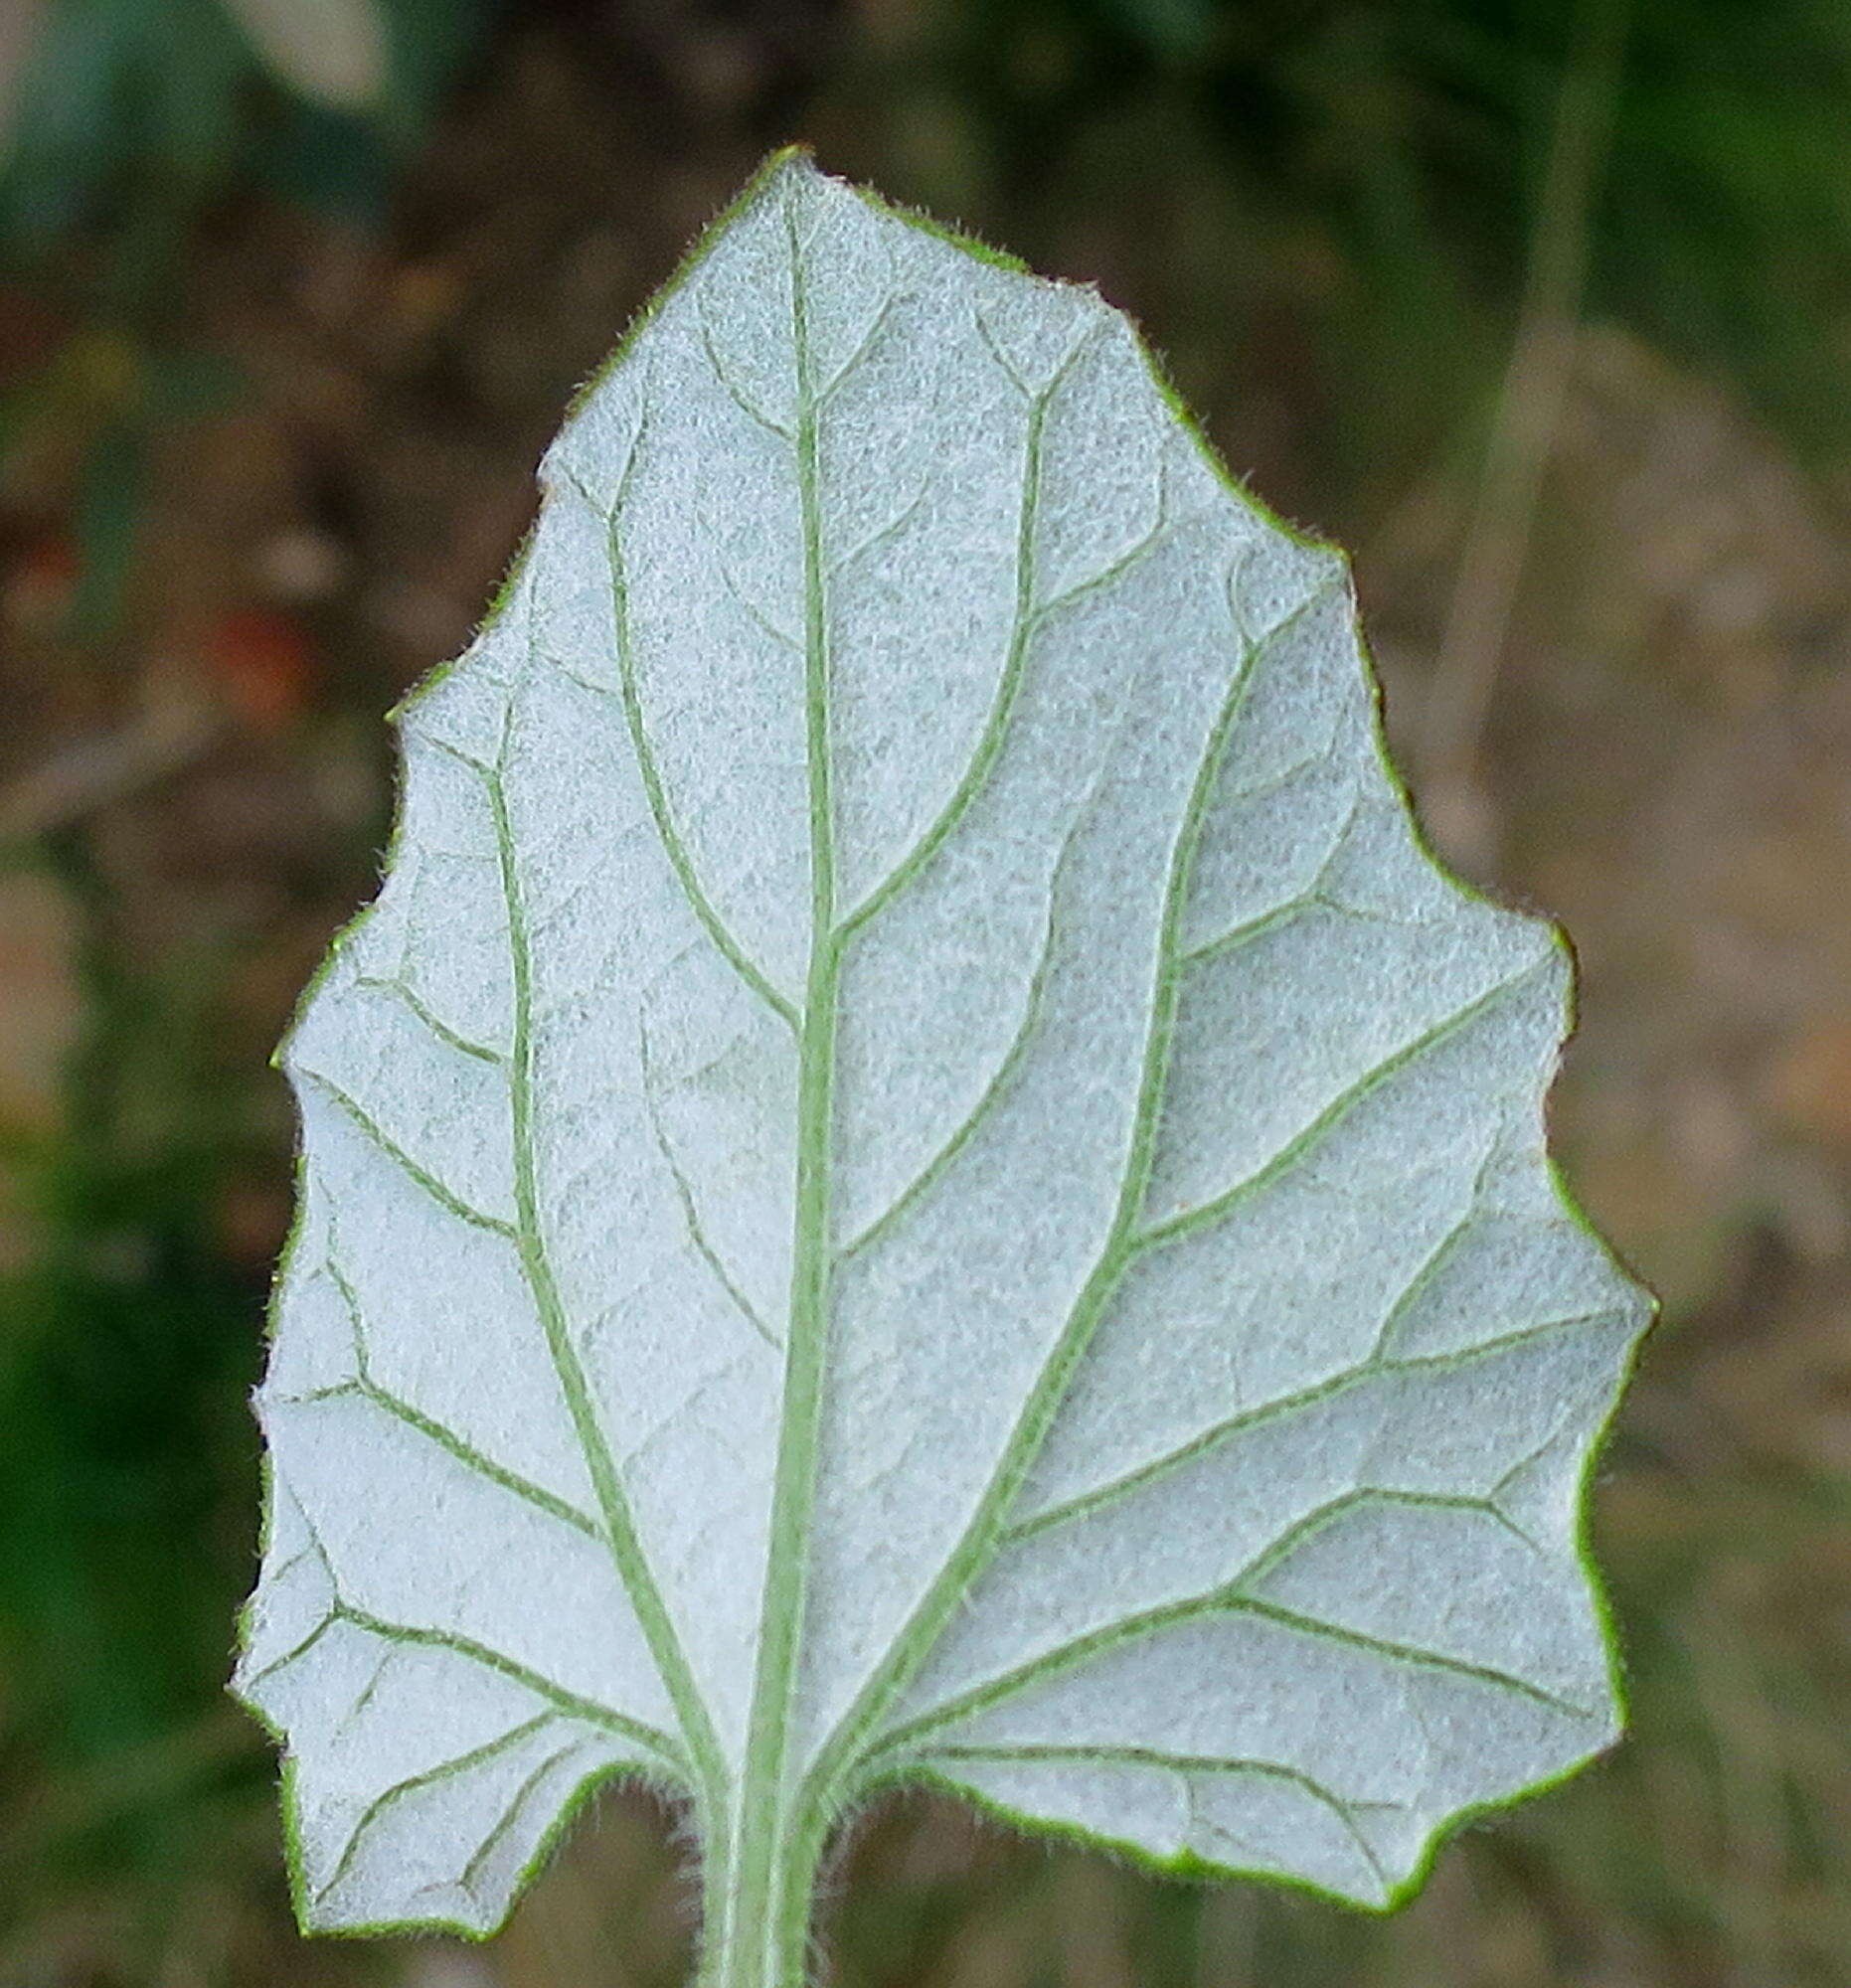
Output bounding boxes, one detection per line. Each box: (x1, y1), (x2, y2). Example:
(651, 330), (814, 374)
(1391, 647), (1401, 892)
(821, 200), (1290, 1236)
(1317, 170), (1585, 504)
(230, 144), (1658, 1944)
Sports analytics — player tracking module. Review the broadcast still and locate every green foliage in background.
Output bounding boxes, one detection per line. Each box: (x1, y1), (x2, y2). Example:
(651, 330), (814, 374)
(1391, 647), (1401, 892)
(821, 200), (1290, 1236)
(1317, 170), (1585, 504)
(0, 838), (265, 1952)
(0, 0), (501, 266)
(859, 0), (1851, 477)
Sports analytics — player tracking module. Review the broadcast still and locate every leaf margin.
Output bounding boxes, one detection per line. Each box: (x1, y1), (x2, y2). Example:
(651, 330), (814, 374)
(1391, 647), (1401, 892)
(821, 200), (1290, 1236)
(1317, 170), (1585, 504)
(226, 142), (1659, 1947)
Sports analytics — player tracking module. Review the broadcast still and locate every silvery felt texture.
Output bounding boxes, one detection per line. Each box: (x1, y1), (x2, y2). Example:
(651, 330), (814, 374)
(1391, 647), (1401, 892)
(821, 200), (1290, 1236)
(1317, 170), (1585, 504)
(234, 151), (1652, 1938)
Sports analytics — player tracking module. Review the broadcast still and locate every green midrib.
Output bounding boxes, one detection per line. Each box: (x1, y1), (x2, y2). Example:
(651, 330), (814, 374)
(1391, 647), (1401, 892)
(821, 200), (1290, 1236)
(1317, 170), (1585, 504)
(791, 568), (1280, 1836)
(715, 184), (841, 1985)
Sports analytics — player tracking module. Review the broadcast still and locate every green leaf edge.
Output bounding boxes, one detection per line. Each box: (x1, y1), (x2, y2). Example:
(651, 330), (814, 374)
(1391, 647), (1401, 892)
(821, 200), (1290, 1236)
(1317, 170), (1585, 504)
(229, 141), (1660, 1945)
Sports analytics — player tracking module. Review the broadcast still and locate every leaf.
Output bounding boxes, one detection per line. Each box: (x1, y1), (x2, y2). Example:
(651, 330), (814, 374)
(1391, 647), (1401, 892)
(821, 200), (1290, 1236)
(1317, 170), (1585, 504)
(233, 151), (1651, 1977)
(216, 0), (388, 111)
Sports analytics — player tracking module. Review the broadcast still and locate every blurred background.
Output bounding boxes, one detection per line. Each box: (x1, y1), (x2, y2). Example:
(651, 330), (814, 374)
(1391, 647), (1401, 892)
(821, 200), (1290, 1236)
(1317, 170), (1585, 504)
(1, 1), (1848, 1984)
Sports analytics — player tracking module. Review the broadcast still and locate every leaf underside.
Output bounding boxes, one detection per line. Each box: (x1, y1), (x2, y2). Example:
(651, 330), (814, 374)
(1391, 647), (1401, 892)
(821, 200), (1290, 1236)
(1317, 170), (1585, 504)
(235, 152), (1651, 1944)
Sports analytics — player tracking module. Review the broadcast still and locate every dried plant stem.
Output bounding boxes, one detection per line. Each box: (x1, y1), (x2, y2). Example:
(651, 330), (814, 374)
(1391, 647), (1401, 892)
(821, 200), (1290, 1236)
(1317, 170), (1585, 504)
(1419, 0), (1629, 871)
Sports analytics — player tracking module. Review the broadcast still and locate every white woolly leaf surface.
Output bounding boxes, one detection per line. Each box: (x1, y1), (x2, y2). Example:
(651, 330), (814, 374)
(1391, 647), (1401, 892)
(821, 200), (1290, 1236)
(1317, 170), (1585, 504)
(234, 152), (1650, 1957)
